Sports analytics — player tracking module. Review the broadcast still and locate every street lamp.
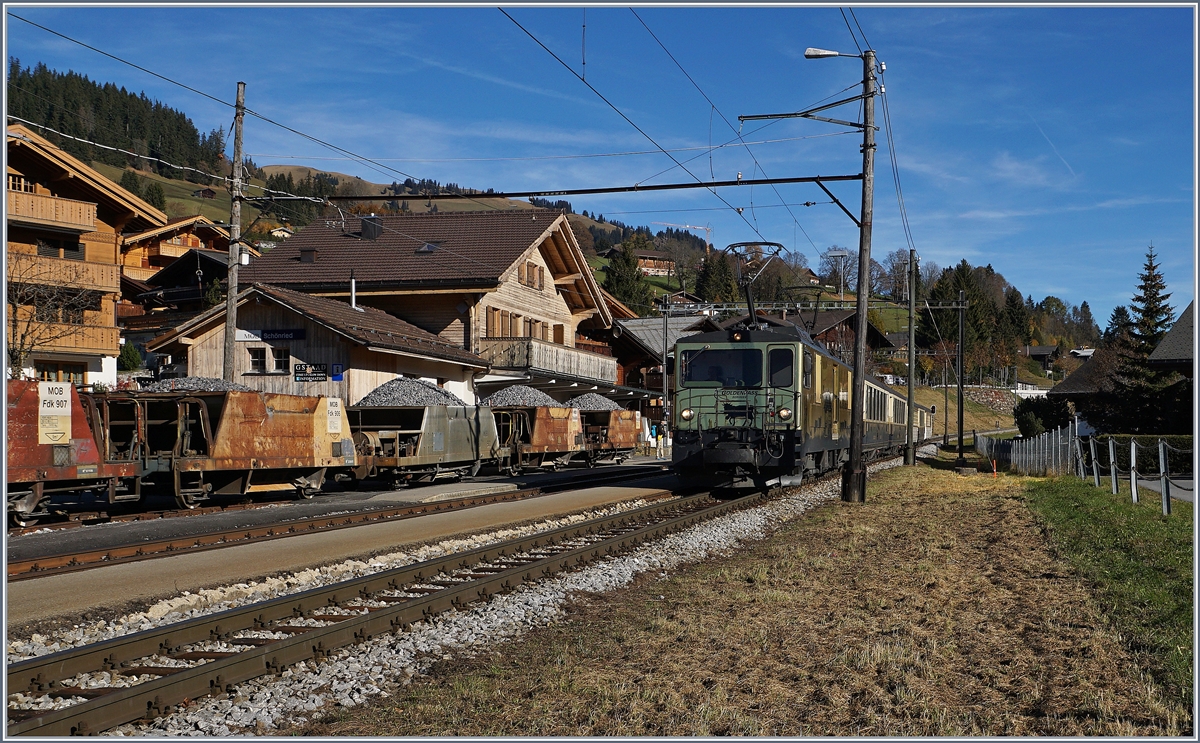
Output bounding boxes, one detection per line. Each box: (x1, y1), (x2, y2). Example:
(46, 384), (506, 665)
(807, 46), (879, 504)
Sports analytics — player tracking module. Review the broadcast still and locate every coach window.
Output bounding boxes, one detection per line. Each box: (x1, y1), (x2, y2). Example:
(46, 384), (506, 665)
(769, 348), (794, 387)
(802, 351), (814, 389)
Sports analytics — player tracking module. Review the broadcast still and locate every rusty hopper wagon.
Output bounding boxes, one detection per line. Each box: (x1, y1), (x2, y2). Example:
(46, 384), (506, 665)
(347, 405), (501, 487)
(490, 405), (585, 474)
(579, 409), (641, 466)
(6, 380), (140, 527)
(5, 383), (354, 523)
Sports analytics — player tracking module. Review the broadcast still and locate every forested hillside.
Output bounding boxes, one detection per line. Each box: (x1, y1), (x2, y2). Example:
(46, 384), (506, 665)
(7, 58), (227, 183)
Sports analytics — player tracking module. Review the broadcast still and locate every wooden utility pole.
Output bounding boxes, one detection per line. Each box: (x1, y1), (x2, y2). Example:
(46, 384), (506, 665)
(223, 82), (245, 382)
(956, 289), (966, 466)
(842, 48), (877, 503)
(905, 247), (918, 465)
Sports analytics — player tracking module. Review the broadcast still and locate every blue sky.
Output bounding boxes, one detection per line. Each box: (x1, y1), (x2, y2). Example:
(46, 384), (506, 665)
(6, 4), (1195, 327)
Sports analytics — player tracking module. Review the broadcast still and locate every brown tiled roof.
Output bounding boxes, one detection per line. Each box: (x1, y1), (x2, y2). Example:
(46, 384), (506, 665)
(148, 283), (486, 368)
(253, 284), (485, 367)
(240, 210), (564, 288)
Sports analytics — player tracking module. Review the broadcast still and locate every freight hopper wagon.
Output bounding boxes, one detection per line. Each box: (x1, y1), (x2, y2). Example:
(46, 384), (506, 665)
(346, 405), (501, 487)
(6, 380), (140, 527)
(579, 408), (641, 467)
(490, 405), (585, 475)
(6, 382), (355, 523)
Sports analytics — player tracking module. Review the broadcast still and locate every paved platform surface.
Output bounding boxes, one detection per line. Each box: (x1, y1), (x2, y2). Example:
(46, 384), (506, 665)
(5, 467), (676, 629)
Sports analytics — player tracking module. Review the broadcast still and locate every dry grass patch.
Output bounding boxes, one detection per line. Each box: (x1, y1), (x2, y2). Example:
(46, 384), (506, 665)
(289, 465), (1189, 736)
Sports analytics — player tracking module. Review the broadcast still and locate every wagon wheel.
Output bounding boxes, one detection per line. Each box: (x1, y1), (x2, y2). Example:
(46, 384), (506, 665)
(294, 486), (318, 500)
(173, 470), (205, 510)
(9, 511), (39, 529)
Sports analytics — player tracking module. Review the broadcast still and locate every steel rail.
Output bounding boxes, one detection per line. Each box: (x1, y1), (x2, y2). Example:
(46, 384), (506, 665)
(8, 468), (667, 580)
(7, 490), (764, 736)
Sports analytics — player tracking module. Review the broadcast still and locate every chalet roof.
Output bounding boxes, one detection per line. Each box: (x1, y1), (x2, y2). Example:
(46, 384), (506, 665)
(1047, 348), (1116, 398)
(885, 331), (910, 348)
(6, 123), (166, 231)
(123, 214), (230, 245)
(147, 248), (230, 288)
(734, 310), (894, 349)
(241, 209), (608, 326)
(1148, 301), (1193, 368)
(1021, 345), (1059, 359)
(147, 283), (487, 369)
(598, 287), (639, 320)
(616, 316), (713, 358)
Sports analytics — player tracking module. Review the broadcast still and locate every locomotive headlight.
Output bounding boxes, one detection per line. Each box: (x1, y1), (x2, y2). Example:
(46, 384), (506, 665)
(680, 408), (695, 421)
(778, 407), (793, 421)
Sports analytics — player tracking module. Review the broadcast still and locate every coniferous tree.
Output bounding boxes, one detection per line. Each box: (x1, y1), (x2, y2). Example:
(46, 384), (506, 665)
(602, 235), (656, 315)
(694, 251), (740, 303)
(118, 169), (142, 199)
(1104, 248), (1176, 433)
(143, 181), (166, 209)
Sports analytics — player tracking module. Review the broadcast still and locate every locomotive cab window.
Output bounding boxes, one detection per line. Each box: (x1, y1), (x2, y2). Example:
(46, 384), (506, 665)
(680, 348), (762, 388)
(768, 348), (794, 387)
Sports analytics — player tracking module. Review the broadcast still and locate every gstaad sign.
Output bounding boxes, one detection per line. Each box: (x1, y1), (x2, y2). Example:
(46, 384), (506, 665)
(294, 363), (328, 382)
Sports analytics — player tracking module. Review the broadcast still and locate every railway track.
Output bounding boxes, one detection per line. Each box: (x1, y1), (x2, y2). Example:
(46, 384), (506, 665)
(6, 489), (769, 736)
(7, 467), (670, 581)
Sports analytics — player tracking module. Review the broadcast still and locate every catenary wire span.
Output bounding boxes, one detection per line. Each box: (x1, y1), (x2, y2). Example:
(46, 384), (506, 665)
(629, 8), (819, 254)
(6, 12), (511, 215)
(499, 7), (768, 243)
(839, 8), (864, 55)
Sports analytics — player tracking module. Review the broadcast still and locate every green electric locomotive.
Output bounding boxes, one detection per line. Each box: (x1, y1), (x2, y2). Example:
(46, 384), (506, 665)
(669, 241), (933, 493)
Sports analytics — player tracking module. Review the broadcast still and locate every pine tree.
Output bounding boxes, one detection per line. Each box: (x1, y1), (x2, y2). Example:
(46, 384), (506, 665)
(118, 169), (142, 198)
(1107, 247), (1176, 433)
(694, 251), (740, 303)
(117, 341), (142, 371)
(143, 181), (166, 209)
(602, 235), (656, 315)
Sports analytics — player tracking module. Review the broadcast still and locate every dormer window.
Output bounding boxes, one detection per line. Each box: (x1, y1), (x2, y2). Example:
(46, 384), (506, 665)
(416, 241), (440, 254)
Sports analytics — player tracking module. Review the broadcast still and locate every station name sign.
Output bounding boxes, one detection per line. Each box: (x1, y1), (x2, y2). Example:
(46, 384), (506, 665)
(294, 363), (328, 382)
(236, 329), (306, 342)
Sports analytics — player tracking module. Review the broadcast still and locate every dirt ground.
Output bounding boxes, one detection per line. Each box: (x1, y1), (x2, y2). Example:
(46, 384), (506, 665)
(292, 462), (1190, 736)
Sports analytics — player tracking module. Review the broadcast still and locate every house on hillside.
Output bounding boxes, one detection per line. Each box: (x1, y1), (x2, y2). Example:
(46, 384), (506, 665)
(191, 187), (216, 199)
(602, 245), (675, 277)
(240, 210), (617, 403)
(785, 309), (894, 364)
(270, 226), (295, 240)
(1020, 344), (1059, 374)
(6, 123), (166, 385)
(147, 283), (488, 404)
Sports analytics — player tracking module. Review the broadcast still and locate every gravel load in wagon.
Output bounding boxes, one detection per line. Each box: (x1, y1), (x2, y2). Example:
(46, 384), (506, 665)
(355, 377), (466, 407)
(140, 377), (253, 392)
(478, 384), (559, 408)
(566, 393), (622, 411)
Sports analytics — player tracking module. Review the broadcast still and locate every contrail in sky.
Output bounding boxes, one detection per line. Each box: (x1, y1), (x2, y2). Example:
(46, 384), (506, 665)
(1028, 114), (1076, 177)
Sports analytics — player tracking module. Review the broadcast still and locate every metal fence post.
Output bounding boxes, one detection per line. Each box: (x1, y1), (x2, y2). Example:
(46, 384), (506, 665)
(1130, 439), (1138, 503)
(1089, 436), (1100, 487)
(1108, 437), (1118, 495)
(1076, 437), (1086, 480)
(1159, 439), (1171, 515)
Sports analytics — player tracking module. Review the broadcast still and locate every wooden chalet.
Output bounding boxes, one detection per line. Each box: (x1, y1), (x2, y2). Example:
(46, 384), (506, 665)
(147, 283), (488, 404)
(6, 123), (165, 385)
(240, 210), (617, 403)
(119, 214), (232, 282)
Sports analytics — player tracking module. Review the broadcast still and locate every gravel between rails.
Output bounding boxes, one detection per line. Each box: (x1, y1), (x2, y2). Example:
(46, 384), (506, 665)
(20, 455), (911, 737)
(478, 385), (558, 408)
(565, 393), (622, 411)
(138, 377), (253, 393)
(354, 378), (466, 407)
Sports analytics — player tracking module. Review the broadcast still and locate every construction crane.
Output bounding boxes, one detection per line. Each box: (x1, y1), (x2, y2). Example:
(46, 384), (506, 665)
(652, 222), (713, 256)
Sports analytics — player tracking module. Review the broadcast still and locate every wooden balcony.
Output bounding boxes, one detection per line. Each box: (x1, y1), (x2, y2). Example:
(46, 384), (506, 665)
(478, 337), (617, 384)
(121, 265), (159, 282)
(15, 321), (119, 356)
(7, 252), (120, 293)
(6, 190), (96, 233)
(149, 242), (191, 259)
